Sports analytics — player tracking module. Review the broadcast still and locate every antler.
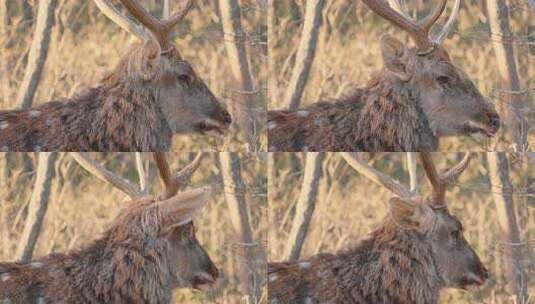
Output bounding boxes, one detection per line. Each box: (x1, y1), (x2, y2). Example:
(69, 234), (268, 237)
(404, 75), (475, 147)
(431, 0), (461, 45)
(72, 152), (204, 201)
(340, 153), (411, 199)
(71, 153), (144, 199)
(419, 152), (471, 208)
(361, 0), (460, 54)
(94, 0), (194, 54)
(153, 152), (204, 200)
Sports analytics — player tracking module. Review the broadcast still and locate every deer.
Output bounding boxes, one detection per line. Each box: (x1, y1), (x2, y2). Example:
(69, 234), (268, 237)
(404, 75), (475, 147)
(268, 0), (500, 152)
(268, 152), (489, 304)
(0, 0), (232, 151)
(0, 152), (220, 303)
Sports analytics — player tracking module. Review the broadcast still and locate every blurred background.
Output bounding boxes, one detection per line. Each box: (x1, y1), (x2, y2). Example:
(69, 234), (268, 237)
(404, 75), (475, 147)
(268, 152), (534, 303)
(0, 152), (267, 303)
(269, 0), (534, 151)
(0, 0), (267, 151)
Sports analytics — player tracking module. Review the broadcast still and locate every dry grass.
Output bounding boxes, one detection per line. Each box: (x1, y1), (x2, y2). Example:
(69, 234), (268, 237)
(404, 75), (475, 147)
(0, 0), (267, 151)
(269, 0), (534, 151)
(269, 153), (535, 303)
(0, 152), (267, 303)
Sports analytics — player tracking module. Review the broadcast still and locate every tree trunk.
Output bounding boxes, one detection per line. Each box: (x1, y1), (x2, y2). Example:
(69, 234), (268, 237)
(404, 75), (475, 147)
(219, 0), (261, 152)
(16, 0), (57, 110)
(486, 152), (527, 302)
(0, 0), (10, 103)
(283, 152), (323, 261)
(486, 0), (527, 151)
(16, 152), (57, 262)
(219, 152), (260, 302)
(267, 0), (276, 104)
(283, 0), (325, 110)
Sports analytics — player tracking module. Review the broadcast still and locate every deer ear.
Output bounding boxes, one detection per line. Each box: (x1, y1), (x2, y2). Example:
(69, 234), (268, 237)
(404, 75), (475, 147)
(389, 197), (435, 233)
(380, 34), (410, 80)
(155, 186), (212, 228)
(144, 40), (161, 66)
(135, 40), (161, 80)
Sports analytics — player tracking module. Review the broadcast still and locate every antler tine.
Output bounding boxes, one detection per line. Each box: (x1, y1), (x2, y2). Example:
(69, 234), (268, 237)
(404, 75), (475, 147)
(117, 0), (194, 51)
(419, 152), (471, 207)
(362, 0), (447, 53)
(162, 0), (194, 31)
(419, 152), (446, 206)
(431, 0), (461, 45)
(71, 153), (144, 200)
(341, 153), (411, 199)
(361, 0), (419, 37)
(440, 153), (471, 185)
(387, 0), (410, 19)
(93, 0), (150, 41)
(119, 0), (164, 35)
(153, 152), (204, 200)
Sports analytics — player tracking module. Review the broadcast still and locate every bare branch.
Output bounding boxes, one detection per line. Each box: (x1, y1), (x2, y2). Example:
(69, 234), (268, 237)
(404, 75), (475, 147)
(219, 152), (259, 302)
(283, 0), (325, 110)
(487, 152), (526, 300)
(16, 0), (58, 109)
(16, 152), (57, 262)
(284, 152), (323, 261)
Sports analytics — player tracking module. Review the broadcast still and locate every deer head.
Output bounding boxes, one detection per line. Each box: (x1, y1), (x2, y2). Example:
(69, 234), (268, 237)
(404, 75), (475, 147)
(72, 152), (219, 290)
(362, 0), (500, 139)
(342, 152), (489, 290)
(95, 0), (232, 136)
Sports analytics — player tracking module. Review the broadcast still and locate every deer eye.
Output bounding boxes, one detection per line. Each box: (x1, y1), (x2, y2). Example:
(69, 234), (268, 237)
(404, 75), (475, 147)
(450, 230), (460, 243)
(176, 73), (193, 86)
(436, 76), (451, 86)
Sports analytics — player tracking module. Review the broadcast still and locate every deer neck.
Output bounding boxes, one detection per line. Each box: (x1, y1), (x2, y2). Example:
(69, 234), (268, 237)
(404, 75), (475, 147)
(90, 83), (173, 150)
(333, 222), (443, 303)
(353, 73), (439, 151)
(46, 235), (175, 303)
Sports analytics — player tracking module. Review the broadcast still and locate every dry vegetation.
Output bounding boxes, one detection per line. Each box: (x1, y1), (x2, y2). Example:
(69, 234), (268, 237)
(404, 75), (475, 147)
(0, 152), (267, 303)
(268, 153), (535, 303)
(269, 0), (534, 151)
(0, 0), (267, 151)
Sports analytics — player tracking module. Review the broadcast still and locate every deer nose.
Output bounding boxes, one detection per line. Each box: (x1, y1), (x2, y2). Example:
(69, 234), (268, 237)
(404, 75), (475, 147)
(481, 266), (490, 281)
(208, 264), (219, 281)
(488, 113), (500, 130)
(222, 110), (232, 126)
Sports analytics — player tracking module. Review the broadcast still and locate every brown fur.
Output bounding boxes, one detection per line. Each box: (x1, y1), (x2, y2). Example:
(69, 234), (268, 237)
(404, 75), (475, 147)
(268, 74), (438, 152)
(0, 199), (218, 303)
(268, 38), (500, 152)
(0, 42), (231, 151)
(268, 207), (489, 304)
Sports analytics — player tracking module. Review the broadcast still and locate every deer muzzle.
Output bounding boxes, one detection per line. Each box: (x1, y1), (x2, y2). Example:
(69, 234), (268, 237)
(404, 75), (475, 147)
(192, 267), (219, 291)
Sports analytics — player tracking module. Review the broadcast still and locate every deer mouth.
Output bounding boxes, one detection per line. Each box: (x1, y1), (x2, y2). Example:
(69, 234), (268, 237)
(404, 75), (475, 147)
(191, 272), (217, 291)
(197, 119), (229, 137)
(464, 121), (498, 138)
(458, 272), (487, 290)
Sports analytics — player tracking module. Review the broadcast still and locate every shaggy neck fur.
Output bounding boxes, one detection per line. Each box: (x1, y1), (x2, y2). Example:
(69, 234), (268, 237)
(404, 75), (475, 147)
(0, 45), (172, 151)
(268, 218), (443, 304)
(268, 71), (439, 151)
(0, 205), (177, 303)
